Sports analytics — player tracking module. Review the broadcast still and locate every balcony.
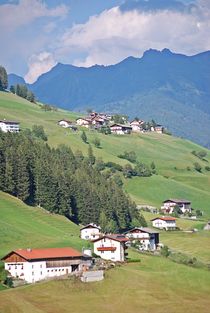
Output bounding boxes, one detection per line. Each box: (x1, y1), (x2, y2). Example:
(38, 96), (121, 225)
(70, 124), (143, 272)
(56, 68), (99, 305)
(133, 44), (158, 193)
(97, 247), (116, 252)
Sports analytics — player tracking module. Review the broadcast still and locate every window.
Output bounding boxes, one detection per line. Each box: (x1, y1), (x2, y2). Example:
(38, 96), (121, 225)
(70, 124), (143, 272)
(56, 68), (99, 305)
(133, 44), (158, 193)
(32, 272), (34, 276)
(51, 270), (53, 272)
(101, 251), (104, 254)
(40, 264), (42, 268)
(111, 251), (114, 253)
(47, 270), (49, 272)
(40, 271), (42, 275)
(32, 265), (34, 269)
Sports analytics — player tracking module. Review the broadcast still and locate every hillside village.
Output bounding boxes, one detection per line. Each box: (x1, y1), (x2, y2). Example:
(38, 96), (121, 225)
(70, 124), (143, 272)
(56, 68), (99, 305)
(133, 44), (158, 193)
(59, 111), (165, 135)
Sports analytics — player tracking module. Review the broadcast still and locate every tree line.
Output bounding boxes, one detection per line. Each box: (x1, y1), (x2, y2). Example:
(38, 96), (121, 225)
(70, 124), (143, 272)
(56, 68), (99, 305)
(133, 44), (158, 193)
(10, 84), (35, 103)
(0, 130), (146, 232)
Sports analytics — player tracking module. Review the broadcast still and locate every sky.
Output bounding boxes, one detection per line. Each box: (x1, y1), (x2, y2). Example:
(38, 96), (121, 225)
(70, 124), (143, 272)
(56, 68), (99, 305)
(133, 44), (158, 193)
(0, 0), (209, 83)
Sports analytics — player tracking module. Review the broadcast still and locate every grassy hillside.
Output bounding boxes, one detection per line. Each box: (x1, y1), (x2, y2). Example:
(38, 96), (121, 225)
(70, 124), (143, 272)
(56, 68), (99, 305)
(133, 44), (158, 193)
(1, 92), (210, 214)
(0, 252), (210, 313)
(143, 212), (210, 263)
(1, 91), (210, 218)
(0, 191), (87, 259)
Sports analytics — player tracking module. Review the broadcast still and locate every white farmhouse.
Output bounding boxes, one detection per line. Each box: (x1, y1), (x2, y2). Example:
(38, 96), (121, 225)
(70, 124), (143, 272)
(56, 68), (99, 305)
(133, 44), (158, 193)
(130, 120), (144, 132)
(93, 234), (128, 262)
(58, 119), (72, 128)
(124, 227), (159, 250)
(161, 199), (192, 214)
(80, 224), (101, 240)
(151, 217), (176, 230)
(110, 124), (132, 135)
(76, 118), (92, 128)
(0, 120), (20, 133)
(2, 247), (92, 283)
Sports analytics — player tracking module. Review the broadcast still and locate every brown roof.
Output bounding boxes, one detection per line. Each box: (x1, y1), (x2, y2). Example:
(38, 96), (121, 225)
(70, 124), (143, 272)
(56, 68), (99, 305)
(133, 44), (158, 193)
(2, 247), (82, 261)
(97, 247), (116, 251)
(125, 227), (159, 234)
(151, 217), (176, 221)
(93, 234), (128, 243)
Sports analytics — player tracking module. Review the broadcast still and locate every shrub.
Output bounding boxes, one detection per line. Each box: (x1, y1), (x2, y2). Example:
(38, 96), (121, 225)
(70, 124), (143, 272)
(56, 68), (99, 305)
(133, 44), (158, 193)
(118, 151), (137, 163)
(105, 162), (123, 172)
(160, 245), (170, 257)
(194, 162), (202, 172)
(205, 166), (210, 171)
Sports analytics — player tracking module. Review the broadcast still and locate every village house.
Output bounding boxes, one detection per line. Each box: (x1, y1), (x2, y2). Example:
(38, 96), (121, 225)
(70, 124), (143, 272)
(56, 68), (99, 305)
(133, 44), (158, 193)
(110, 124), (132, 135)
(151, 125), (164, 134)
(93, 234), (128, 262)
(1, 247), (92, 283)
(124, 227), (159, 250)
(204, 221), (210, 231)
(80, 224), (101, 240)
(151, 217), (176, 230)
(130, 120), (144, 132)
(161, 199), (192, 214)
(76, 118), (92, 128)
(0, 119), (20, 133)
(58, 119), (73, 128)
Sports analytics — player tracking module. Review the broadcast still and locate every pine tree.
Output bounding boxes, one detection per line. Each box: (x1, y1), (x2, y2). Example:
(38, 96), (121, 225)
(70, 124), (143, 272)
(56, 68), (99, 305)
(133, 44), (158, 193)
(81, 131), (88, 143)
(87, 145), (95, 165)
(15, 147), (30, 201)
(0, 66), (8, 90)
(10, 85), (15, 94)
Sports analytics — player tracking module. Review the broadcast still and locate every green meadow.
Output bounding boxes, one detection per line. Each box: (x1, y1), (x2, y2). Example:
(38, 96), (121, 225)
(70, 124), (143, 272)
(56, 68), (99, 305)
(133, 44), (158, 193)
(0, 252), (210, 313)
(0, 191), (87, 259)
(1, 91), (210, 216)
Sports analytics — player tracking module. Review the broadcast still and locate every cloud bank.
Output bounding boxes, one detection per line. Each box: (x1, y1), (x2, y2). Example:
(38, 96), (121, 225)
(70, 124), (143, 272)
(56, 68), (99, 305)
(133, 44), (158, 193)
(58, 0), (210, 67)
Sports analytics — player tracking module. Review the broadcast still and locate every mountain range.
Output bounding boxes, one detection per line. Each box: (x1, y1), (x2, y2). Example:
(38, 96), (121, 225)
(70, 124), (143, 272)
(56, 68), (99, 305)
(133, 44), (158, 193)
(8, 48), (210, 148)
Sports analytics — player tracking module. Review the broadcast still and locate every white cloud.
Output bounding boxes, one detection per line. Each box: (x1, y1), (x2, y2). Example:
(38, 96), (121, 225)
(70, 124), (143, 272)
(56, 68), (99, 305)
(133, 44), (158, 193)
(0, 0), (69, 32)
(24, 52), (57, 83)
(56, 1), (210, 67)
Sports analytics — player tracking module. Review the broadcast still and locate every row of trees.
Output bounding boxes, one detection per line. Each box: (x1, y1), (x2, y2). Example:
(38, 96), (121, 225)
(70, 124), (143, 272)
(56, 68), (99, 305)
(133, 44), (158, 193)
(0, 66), (8, 90)
(10, 84), (35, 103)
(0, 131), (146, 232)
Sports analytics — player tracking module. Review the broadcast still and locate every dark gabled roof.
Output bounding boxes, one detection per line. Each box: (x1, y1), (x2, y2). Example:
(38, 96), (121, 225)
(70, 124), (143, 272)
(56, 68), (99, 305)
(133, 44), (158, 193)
(110, 123), (132, 129)
(0, 120), (19, 124)
(80, 223), (101, 231)
(92, 234), (128, 243)
(124, 227), (159, 234)
(163, 199), (191, 204)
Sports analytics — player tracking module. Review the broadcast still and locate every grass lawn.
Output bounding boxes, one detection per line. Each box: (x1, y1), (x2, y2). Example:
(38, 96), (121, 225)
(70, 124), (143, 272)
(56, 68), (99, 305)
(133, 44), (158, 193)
(0, 252), (210, 313)
(142, 212), (210, 262)
(1, 91), (210, 217)
(0, 191), (87, 259)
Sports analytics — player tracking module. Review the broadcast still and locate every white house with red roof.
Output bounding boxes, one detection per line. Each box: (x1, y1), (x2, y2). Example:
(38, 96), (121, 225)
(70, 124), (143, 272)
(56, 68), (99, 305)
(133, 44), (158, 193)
(1, 247), (92, 283)
(80, 223), (101, 240)
(124, 227), (159, 250)
(0, 119), (20, 133)
(161, 199), (192, 214)
(93, 234), (128, 262)
(151, 217), (176, 230)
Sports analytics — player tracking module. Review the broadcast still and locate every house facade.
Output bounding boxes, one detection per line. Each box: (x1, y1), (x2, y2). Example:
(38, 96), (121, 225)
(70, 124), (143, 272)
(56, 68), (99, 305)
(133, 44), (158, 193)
(93, 235), (128, 262)
(0, 120), (20, 133)
(110, 124), (132, 135)
(130, 120), (144, 132)
(76, 118), (92, 128)
(80, 224), (101, 240)
(151, 125), (164, 134)
(161, 199), (192, 214)
(58, 120), (72, 128)
(124, 227), (159, 250)
(151, 217), (176, 230)
(2, 247), (92, 283)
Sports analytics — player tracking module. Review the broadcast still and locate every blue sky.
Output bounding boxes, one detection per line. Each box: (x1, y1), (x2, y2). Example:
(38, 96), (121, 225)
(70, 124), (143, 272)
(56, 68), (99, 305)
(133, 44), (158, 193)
(0, 0), (209, 83)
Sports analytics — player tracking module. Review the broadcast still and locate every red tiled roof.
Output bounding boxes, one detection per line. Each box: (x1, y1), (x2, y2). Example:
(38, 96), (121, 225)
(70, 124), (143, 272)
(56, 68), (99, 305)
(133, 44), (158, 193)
(97, 247), (116, 251)
(12, 247), (82, 260)
(151, 217), (176, 221)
